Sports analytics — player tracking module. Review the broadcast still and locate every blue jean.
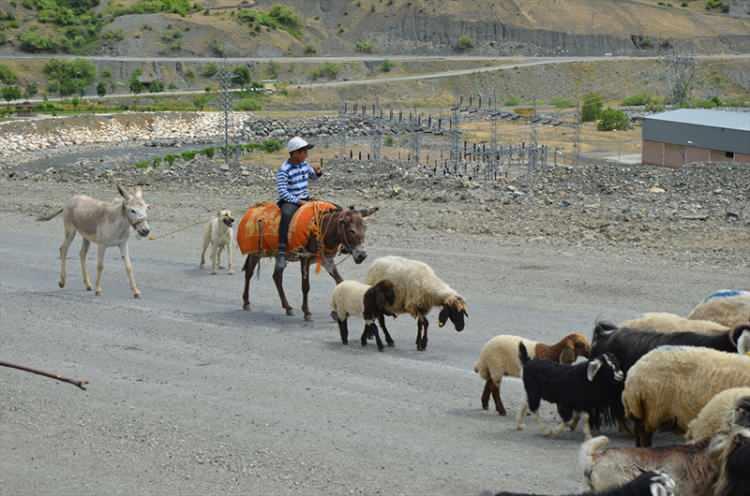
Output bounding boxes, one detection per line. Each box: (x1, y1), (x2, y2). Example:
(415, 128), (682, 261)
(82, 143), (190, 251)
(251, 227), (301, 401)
(278, 201), (300, 255)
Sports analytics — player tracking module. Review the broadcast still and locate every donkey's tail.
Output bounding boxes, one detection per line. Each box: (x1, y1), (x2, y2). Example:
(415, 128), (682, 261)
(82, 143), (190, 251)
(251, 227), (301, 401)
(36, 208), (64, 222)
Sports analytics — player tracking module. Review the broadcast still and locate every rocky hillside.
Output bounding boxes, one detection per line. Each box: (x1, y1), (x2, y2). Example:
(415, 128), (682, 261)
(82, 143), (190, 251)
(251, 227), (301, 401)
(1, 0), (750, 56)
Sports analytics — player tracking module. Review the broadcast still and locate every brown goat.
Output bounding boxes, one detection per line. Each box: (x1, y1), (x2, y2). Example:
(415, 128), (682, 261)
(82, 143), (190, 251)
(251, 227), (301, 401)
(580, 402), (750, 496)
(474, 332), (591, 416)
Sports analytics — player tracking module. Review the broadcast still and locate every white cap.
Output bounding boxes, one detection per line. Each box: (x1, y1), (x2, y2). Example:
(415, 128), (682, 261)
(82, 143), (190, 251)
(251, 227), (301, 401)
(287, 136), (314, 153)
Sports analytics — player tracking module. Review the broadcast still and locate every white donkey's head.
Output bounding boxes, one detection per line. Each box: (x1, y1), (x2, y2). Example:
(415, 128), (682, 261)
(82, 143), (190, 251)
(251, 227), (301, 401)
(117, 185), (151, 238)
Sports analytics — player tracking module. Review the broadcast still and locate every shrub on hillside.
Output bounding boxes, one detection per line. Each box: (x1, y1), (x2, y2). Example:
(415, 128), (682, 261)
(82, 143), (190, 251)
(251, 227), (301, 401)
(597, 108), (630, 131)
(622, 93), (653, 106)
(581, 92), (604, 122)
(0, 64), (17, 85)
(456, 35), (473, 50)
(44, 58), (96, 96)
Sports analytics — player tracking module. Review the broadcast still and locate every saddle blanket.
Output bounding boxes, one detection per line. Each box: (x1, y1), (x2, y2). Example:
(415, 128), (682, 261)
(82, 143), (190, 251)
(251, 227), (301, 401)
(702, 289), (750, 304)
(237, 201), (337, 256)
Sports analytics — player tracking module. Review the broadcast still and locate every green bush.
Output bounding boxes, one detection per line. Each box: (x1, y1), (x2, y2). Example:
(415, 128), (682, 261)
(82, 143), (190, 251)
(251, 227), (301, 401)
(310, 62), (339, 80)
(597, 108), (630, 131)
(581, 92), (604, 122)
(303, 44), (316, 55)
(1, 85), (22, 102)
(381, 60), (394, 73)
(19, 30), (58, 52)
(0, 64), (17, 85)
(152, 156), (162, 168)
(261, 138), (282, 153)
(180, 150), (197, 161)
(135, 159), (150, 169)
(201, 63), (218, 78)
(383, 135), (394, 146)
(192, 94), (208, 110)
(355, 39), (374, 53)
(236, 5), (302, 38)
(622, 93), (653, 106)
(164, 154), (177, 166)
(0, 31), (7, 46)
(504, 96), (520, 106)
(25, 82), (39, 98)
(231, 65), (252, 87)
(44, 59), (96, 96)
(234, 96), (261, 111)
(550, 97), (575, 109)
(111, 0), (193, 17)
(148, 80), (164, 93)
(456, 35), (473, 50)
(202, 146), (215, 158)
(96, 81), (106, 96)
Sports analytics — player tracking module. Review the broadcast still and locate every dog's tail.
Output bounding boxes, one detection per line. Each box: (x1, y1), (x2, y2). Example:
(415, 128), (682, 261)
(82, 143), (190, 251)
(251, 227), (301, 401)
(37, 208), (63, 222)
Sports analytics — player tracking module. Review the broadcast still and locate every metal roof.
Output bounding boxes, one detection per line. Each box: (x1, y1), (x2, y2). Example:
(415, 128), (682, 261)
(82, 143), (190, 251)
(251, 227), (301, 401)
(645, 109), (750, 132)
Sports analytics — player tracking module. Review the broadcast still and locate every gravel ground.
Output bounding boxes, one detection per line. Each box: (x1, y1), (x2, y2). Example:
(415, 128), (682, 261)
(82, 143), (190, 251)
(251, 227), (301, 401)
(1, 141), (748, 495)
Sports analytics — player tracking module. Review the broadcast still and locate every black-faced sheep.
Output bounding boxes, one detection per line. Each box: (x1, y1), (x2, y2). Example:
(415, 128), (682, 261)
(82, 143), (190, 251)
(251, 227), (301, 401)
(621, 346), (750, 447)
(474, 333), (591, 416)
(688, 290), (750, 328)
(485, 471), (675, 496)
(366, 256), (467, 351)
(686, 389), (750, 442)
(516, 342), (624, 439)
(580, 404), (750, 496)
(330, 280), (396, 352)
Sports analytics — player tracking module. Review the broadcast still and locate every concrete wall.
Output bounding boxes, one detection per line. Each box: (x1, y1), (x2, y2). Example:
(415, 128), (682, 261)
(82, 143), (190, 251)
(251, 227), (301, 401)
(642, 140), (750, 166)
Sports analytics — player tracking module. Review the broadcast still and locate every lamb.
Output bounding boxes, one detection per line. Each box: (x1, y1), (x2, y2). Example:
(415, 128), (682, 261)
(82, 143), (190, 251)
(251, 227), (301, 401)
(516, 342), (624, 439)
(688, 290), (750, 328)
(619, 312), (728, 334)
(621, 346), (750, 447)
(330, 280), (396, 352)
(686, 389), (750, 442)
(485, 471), (675, 496)
(365, 256), (467, 351)
(474, 333), (591, 416)
(579, 402), (750, 496)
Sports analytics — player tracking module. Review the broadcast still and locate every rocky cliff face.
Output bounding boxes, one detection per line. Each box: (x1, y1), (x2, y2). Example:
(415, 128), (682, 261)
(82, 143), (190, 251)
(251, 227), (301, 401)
(730, 0), (750, 17)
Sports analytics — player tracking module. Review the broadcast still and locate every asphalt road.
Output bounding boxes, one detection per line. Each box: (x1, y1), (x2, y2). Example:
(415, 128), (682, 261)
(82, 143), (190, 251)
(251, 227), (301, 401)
(0, 210), (740, 495)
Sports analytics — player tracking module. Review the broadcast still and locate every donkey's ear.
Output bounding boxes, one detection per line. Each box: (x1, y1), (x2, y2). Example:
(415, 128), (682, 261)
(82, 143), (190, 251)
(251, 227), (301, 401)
(359, 206), (379, 218)
(117, 184), (131, 199)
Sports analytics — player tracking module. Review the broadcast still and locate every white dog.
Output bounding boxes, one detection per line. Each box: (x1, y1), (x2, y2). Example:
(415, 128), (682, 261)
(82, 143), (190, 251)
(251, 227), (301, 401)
(201, 209), (235, 275)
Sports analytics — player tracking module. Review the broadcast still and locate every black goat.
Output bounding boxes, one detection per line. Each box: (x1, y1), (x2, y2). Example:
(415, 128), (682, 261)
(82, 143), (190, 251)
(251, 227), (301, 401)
(591, 322), (749, 373)
(589, 323), (750, 429)
(516, 342), (625, 439)
(484, 471), (675, 496)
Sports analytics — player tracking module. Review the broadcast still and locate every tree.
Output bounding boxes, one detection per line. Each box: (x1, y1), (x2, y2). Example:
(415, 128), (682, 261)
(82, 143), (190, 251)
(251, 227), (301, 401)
(597, 108), (631, 131)
(43, 59), (96, 96)
(0, 64), (17, 85)
(581, 93), (604, 122)
(231, 65), (251, 87)
(2, 85), (21, 102)
(129, 69), (144, 94)
(25, 82), (38, 98)
(96, 81), (107, 97)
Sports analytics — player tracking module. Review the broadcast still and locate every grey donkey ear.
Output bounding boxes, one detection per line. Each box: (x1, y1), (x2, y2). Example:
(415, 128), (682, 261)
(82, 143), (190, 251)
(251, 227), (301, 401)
(117, 184), (131, 199)
(359, 206), (379, 218)
(587, 359), (603, 382)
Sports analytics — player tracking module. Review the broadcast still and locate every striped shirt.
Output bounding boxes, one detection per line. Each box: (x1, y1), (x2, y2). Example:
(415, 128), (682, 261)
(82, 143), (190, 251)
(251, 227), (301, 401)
(276, 159), (320, 204)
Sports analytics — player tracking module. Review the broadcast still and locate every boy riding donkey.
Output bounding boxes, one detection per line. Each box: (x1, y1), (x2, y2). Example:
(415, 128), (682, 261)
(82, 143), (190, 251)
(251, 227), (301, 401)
(275, 136), (322, 272)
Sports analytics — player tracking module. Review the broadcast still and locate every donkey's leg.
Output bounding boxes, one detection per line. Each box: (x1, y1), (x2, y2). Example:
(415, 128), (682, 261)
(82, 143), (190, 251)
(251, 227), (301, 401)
(420, 317), (430, 351)
(119, 242), (140, 298)
(242, 255), (258, 311)
(79, 238), (92, 291)
(322, 256), (343, 285)
(58, 224), (76, 289)
(415, 319), (423, 351)
(95, 244), (106, 296)
(273, 262), (293, 316)
(300, 258), (312, 321)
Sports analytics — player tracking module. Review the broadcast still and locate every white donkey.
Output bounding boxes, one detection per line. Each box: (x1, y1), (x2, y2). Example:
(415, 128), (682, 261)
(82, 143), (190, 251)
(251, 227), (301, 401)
(38, 185), (151, 298)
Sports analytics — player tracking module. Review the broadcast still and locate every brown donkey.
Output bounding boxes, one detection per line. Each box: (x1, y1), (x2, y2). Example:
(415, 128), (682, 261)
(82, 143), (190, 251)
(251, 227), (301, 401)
(240, 205), (377, 321)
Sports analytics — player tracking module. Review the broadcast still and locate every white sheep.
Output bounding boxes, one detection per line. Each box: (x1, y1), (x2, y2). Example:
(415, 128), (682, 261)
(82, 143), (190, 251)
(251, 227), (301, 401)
(619, 312), (728, 333)
(622, 345), (750, 447)
(739, 330), (750, 357)
(330, 280), (396, 352)
(366, 256), (467, 351)
(687, 290), (750, 328)
(474, 333), (591, 416)
(685, 387), (750, 442)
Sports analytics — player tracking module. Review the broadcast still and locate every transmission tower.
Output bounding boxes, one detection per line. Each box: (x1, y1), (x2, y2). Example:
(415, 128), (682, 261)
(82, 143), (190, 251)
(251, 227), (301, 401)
(216, 61), (235, 165)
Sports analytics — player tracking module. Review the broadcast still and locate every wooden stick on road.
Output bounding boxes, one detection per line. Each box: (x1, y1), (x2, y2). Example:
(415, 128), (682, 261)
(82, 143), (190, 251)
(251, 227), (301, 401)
(1, 361), (89, 390)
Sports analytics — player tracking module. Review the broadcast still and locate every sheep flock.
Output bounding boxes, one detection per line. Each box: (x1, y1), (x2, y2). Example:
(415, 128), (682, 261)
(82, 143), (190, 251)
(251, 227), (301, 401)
(328, 261), (750, 496)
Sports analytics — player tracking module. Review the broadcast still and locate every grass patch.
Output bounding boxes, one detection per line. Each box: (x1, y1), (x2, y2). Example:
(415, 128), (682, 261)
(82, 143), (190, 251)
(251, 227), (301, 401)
(109, 0), (194, 17)
(550, 97), (575, 109)
(236, 4), (302, 39)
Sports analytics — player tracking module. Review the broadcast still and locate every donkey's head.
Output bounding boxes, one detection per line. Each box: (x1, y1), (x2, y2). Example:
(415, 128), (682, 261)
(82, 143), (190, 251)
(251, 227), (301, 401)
(118, 185), (150, 238)
(337, 206), (378, 264)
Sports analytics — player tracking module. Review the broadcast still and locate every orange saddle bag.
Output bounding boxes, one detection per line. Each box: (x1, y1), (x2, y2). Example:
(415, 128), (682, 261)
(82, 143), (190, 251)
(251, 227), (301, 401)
(237, 201), (338, 257)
